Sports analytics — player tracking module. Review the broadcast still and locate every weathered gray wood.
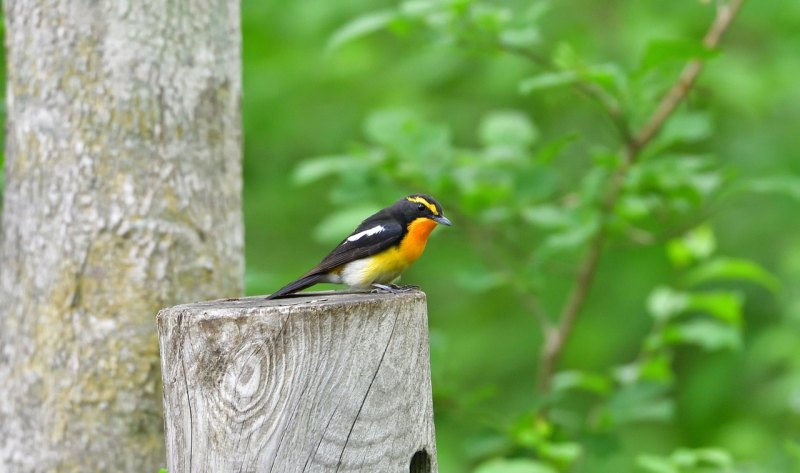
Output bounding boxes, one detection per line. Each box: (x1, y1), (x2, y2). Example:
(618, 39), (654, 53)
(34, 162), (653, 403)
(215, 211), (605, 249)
(158, 291), (438, 473)
(0, 0), (243, 471)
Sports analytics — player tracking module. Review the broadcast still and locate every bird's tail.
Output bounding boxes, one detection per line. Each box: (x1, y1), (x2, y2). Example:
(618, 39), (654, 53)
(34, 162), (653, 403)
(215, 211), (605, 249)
(266, 273), (326, 299)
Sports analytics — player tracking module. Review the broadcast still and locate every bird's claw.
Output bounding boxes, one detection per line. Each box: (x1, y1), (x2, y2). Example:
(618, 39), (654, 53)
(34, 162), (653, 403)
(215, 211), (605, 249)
(370, 283), (420, 294)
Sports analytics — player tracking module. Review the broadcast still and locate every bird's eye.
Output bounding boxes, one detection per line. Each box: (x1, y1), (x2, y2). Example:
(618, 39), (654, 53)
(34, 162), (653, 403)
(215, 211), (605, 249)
(417, 204), (426, 211)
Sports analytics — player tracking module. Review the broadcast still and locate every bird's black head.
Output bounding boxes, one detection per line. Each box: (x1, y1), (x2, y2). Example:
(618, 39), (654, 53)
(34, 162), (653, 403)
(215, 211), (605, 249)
(393, 194), (452, 226)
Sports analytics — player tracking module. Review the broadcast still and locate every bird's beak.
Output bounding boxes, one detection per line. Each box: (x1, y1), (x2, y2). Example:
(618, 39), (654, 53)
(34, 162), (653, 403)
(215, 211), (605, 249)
(433, 215), (452, 226)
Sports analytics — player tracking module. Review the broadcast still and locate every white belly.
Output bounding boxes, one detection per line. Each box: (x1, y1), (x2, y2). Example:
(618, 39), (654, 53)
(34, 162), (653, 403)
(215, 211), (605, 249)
(333, 257), (402, 288)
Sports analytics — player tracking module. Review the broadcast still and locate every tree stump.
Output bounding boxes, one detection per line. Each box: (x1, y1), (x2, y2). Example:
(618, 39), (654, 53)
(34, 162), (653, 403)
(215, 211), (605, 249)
(157, 291), (438, 473)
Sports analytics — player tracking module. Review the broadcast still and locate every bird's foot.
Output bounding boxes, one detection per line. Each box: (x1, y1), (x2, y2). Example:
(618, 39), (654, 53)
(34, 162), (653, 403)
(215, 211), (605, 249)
(370, 283), (420, 294)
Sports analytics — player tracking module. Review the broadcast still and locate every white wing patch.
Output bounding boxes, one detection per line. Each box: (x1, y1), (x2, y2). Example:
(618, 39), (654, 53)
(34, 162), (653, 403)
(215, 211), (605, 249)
(346, 225), (385, 242)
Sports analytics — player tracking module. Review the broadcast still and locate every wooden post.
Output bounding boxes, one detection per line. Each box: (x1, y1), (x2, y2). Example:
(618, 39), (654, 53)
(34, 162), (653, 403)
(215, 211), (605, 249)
(157, 291), (438, 473)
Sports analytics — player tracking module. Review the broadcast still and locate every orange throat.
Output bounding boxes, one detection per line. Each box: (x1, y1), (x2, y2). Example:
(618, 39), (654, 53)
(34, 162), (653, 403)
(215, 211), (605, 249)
(399, 218), (438, 264)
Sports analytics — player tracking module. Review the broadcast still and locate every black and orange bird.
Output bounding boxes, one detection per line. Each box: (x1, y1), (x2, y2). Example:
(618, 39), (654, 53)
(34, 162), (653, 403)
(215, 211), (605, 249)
(266, 194), (451, 299)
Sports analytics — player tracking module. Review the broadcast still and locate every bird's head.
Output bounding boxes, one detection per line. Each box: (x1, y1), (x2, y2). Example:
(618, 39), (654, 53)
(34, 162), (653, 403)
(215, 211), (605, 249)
(395, 194), (452, 226)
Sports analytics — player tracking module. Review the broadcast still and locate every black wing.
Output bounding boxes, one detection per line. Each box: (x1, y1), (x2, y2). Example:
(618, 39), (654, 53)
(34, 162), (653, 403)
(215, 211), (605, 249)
(301, 210), (404, 277)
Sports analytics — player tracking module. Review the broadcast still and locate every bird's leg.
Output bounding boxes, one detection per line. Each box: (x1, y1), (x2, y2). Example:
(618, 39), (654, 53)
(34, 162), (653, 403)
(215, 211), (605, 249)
(370, 283), (419, 294)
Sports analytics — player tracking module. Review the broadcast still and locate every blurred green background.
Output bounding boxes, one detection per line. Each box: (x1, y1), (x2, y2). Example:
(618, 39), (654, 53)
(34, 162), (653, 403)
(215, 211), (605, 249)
(242, 1), (800, 471)
(0, 0), (797, 471)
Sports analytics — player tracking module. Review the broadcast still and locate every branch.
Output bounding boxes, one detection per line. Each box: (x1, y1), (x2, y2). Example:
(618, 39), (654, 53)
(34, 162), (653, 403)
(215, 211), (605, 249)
(536, 0), (745, 392)
(633, 0), (744, 152)
(499, 43), (634, 146)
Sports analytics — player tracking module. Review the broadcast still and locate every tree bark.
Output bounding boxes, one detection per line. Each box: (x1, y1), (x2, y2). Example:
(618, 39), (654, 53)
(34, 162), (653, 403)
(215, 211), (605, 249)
(0, 1), (243, 471)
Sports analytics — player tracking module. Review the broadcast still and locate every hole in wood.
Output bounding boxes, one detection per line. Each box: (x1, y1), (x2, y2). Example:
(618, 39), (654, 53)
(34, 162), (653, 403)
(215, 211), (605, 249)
(409, 449), (431, 473)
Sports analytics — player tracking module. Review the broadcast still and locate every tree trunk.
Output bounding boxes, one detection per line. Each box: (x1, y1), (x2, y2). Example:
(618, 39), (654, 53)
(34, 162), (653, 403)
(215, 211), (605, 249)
(0, 1), (243, 472)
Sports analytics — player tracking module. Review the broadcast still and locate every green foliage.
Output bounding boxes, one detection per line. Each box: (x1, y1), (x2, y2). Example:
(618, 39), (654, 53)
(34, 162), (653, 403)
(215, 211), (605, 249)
(241, 0), (800, 471)
(637, 448), (733, 473)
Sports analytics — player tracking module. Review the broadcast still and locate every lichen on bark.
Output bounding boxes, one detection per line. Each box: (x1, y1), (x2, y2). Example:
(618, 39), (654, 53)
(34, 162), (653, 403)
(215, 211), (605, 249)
(0, 1), (243, 471)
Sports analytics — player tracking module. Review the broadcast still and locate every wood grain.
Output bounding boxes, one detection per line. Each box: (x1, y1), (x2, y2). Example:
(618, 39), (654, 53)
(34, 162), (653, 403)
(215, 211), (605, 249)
(158, 291), (437, 473)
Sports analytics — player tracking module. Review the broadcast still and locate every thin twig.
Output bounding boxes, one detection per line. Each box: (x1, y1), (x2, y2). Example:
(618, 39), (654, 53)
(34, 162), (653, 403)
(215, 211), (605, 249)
(536, 0), (745, 392)
(500, 43), (634, 145)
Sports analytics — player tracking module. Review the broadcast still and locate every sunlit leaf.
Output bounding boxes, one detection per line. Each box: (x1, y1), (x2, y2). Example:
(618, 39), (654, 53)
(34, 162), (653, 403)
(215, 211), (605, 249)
(511, 412), (552, 449)
(584, 63), (628, 94)
(617, 195), (654, 220)
(639, 38), (718, 71)
(687, 291), (743, 326)
(673, 447), (733, 468)
(659, 112), (713, 145)
(663, 319), (741, 350)
(667, 225), (715, 266)
(535, 133), (579, 164)
(474, 458), (558, 473)
(500, 27), (541, 48)
(364, 108), (419, 145)
(552, 370), (612, 395)
(637, 454), (678, 473)
(608, 383), (674, 424)
(540, 442), (582, 465)
(519, 71), (579, 94)
(540, 213), (599, 253)
(739, 175), (800, 201)
(520, 205), (572, 229)
(686, 257), (780, 292)
(479, 110), (538, 147)
(328, 10), (396, 51)
(399, 0), (439, 17)
(647, 286), (689, 322)
(629, 354), (674, 384)
(553, 42), (580, 69)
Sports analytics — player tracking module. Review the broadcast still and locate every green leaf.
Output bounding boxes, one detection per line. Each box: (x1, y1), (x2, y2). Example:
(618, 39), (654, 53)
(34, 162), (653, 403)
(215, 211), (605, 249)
(520, 205), (572, 229)
(539, 213), (599, 253)
(608, 383), (674, 424)
(584, 63), (628, 94)
(479, 110), (538, 147)
(293, 155), (358, 185)
(535, 134), (579, 164)
(314, 204), (381, 244)
(639, 354), (674, 384)
(667, 225), (716, 266)
(686, 257), (780, 292)
(637, 454), (678, 473)
(663, 319), (741, 351)
(672, 448), (733, 469)
(659, 112), (713, 145)
(500, 27), (541, 48)
(327, 10), (396, 51)
(647, 286), (689, 322)
(474, 458), (558, 473)
(687, 291), (743, 326)
(519, 71), (579, 94)
(552, 370), (612, 395)
(740, 175), (800, 201)
(639, 38), (718, 71)
(540, 442), (582, 465)
(617, 195), (654, 220)
(399, 0), (439, 17)
(364, 108), (419, 145)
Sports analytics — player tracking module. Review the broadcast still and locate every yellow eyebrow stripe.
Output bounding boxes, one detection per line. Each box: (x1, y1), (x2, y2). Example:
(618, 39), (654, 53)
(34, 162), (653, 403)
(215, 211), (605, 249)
(406, 196), (439, 215)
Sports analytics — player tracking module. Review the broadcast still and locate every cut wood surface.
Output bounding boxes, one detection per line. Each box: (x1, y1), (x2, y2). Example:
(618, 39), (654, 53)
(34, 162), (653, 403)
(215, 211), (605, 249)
(158, 291), (437, 473)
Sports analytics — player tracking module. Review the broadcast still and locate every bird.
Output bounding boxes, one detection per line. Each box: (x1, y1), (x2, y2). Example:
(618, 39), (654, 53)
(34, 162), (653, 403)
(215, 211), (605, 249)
(266, 194), (452, 299)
